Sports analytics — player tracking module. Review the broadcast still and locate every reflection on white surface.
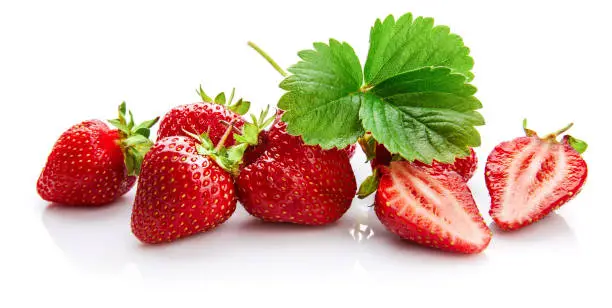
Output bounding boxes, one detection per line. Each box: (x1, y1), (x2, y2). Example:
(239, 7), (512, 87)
(489, 213), (578, 253)
(41, 192), (581, 287)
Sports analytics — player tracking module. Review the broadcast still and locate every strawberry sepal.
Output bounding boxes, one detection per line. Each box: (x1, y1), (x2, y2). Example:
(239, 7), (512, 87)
(563, 135), (588, 154)
(109, 101), (160, 176)
(196, 85), (251, 115)
(357, 169), (380, 199)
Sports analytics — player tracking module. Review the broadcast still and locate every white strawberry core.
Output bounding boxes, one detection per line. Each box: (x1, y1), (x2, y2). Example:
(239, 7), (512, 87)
(389, 163), (487, 246)
(495, 139), (567, 224)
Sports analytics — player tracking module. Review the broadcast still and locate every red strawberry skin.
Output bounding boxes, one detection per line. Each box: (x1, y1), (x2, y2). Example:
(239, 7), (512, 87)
(370, 143), (393, 169)
(343, 143), (356, 159)
(157, 102), (245, 146)
(375, 161), (492, 254)
(242, 130), (268, 166)
(372, 145), (477, 181)
(37, 120), (135, 206)
(131, 136), (236, 244)
(236, 119), (356, 225)
(485, 136), (587, 230)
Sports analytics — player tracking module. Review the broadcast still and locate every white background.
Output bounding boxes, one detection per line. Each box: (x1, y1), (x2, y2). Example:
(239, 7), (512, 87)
(1, 0), (610, 307)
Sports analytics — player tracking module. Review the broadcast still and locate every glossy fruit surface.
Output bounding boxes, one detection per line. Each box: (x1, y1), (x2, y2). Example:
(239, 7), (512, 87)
(157, 102), (244, 146)
(131, 136), (236, 244)
(37, 120), (135, 206)
(237, 118), (356, 225)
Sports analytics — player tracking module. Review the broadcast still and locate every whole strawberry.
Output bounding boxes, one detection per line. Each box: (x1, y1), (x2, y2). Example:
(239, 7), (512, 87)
(131, 125), (248, 244)
(375, 161), (492, 254)
(236, 116), (357, 225)
(486, 120), (588, 230)
(37, 103), (158, 206)
(157, 86), (249, 146)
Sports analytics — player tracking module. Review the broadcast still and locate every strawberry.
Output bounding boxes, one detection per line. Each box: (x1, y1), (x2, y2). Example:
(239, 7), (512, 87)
(343, 144), (357, 159)
(236, 116), (357, 225)
(37, 103), (159, 206)
(156, 86), (249, 146)
(368, 140), (477, 181)
(368, 143), (393, 169)
(131, 122), (248, 244)
(415, 148), (478, 182)
(486, 120), (588, 231)
(375, 161), (492, 254)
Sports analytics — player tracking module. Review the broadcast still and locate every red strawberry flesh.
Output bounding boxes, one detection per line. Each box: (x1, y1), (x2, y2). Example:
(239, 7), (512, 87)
(376, 161), (491, 253)
(486, 136), (587, 230)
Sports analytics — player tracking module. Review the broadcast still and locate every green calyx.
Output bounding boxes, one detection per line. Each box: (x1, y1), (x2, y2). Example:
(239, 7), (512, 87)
(234, 105), (276, 146)
(184, 127), (248, 176)
(357, 169), (380, 199)
(108, 102), (160, 176)
(358, 133), (381, 163)
(523, 119), (587, 154)
(185, 106), (276, 176)
(196, 85), (251, 115)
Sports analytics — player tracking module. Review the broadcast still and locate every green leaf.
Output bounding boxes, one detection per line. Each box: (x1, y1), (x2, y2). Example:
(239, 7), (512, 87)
(229, 99), (251, 115)
(360, 67), (483, 163)
(357, 169), (380, 199)
(278, 39), (364, 149)
(276, 13), (482, 164)
(566, 135), (588, 154)
(364, 13), (474, 86)
(215, 92), (226, 105)
(280, 93), (365, 149)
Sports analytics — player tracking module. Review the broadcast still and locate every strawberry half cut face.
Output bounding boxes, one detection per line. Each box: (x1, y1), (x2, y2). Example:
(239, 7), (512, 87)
(486, 136), (588, 230)
(376, 161), (491, 254)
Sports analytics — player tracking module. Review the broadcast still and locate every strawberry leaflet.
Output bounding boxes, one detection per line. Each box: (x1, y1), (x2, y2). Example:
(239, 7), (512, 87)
(278, 13), (483, 164)
(364, 13), (474, 85)
(279, 39), (364, 149)
(361, 67), (483, 163)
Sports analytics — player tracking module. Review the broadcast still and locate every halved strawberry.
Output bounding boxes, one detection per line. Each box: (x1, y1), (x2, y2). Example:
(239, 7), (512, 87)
(486, 120), (588, 231)
(375, 161), (492, 254)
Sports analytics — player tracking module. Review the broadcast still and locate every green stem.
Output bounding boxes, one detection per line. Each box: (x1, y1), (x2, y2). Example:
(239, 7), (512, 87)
(544, 122), (574, 140)
(215, 119), (237, 151)
(248, 41), (288, 77)
(219, 120), (242, 134)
